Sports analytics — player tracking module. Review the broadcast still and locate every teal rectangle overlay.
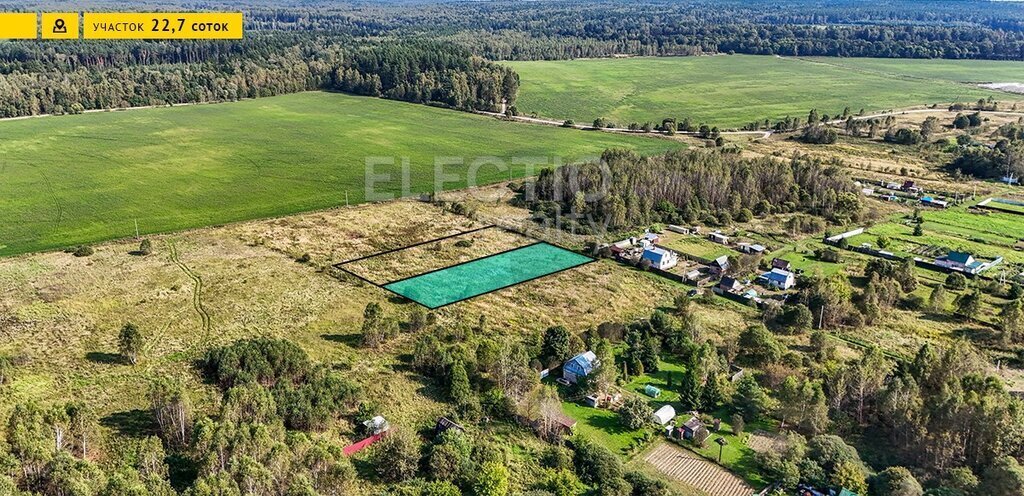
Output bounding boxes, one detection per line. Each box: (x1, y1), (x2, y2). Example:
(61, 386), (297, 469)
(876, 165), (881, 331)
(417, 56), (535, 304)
(383, 242), (593, 308)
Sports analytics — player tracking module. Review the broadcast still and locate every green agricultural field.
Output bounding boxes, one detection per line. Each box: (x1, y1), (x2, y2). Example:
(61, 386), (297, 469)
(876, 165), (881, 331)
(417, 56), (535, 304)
(507, 55), (1017, 128)
(804, 57), (1024, 85)
(0, 92), (679, 257)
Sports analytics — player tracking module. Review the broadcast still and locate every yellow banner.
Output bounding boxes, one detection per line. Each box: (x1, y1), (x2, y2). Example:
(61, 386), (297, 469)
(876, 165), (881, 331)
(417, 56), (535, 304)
(42, 13), (79, 39)
(0, 12), (37, 39)
(82, 12), (243, 39)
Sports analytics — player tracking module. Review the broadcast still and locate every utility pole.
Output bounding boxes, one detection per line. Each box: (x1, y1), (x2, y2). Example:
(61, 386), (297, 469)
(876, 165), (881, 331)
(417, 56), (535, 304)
(134, 219), (139, 239)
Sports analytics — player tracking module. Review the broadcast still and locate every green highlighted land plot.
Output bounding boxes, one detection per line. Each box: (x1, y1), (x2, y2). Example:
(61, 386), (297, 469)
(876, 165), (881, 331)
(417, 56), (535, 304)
(383, 242), (593, 308)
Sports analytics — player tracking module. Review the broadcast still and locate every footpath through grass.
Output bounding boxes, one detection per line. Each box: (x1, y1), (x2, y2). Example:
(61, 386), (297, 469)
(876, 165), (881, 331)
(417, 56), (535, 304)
(507, 55), (1012, 128)
(0, 92), (679, 257)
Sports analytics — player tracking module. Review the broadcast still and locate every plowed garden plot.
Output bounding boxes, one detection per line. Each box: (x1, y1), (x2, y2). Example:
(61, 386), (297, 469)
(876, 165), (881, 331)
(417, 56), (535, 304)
(644, 443), (754, 496)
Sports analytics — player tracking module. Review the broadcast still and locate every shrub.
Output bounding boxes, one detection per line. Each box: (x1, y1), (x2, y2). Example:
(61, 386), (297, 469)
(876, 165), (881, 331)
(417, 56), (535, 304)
(72, 245), (94, 257)
(945, 273), (968, 291)
(618, 396), (653, 430)
(373, 429), (422, 482)
(799, 125), (838, 145)
(139, 239), (153, 255)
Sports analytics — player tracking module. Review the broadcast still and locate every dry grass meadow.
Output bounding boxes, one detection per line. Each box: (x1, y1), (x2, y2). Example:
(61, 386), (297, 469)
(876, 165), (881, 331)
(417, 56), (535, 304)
(0, 198), (753, 457)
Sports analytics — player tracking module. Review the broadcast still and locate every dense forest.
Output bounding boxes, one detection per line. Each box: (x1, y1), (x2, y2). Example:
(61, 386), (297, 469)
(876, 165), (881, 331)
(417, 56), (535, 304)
(2, 0), (1024, 116)
(0, 36), (517, 117)
(521, 149), (862, 234)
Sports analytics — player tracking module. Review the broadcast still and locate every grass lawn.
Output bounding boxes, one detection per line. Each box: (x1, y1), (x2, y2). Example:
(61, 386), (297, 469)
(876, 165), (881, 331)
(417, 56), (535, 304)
(658, 234), (733, 261)
(622, 358), (687, 403)
(771, 238), (853, 277)
(0, 91), (679, 257)
(557, 355), (689, 457)
(506, 55), (1012, 128)
(560, 396), (649, 455)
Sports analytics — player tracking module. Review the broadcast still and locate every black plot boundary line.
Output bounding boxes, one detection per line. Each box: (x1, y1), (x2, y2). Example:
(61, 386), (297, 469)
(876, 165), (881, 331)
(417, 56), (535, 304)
(333, 224), (499, 267)
(381, 241), (546, 286)
(329, 222), (595, 308)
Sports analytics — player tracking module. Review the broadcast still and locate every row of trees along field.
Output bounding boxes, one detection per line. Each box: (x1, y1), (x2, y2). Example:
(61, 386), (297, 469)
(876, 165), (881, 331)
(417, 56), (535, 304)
(520, 149), (863, 234)
(0, 36), (517, 118)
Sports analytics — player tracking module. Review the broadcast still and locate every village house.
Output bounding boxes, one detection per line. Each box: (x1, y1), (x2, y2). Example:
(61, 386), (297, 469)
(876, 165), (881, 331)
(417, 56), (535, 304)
(714, 276), (743, 295)
(901, 180), (922, 194)
(935, 251), (1002, 275)
(758, 268), (796, 290)
(709, 255), (730, 275)
(562, 351), (597, 384)
(936, 251), (977, 272)
(641, 247), (678, 270)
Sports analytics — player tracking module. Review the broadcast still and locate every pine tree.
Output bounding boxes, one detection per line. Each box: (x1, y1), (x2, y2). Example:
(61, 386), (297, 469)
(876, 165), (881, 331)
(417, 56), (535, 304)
(679, 367), (703, 411)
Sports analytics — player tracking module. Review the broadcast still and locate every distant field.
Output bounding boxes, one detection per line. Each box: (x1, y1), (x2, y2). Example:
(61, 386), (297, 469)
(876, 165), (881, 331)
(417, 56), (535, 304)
(0, 92), (679, 256)
(805, 57), (1024, 85)
(507, 55), (1018, 128)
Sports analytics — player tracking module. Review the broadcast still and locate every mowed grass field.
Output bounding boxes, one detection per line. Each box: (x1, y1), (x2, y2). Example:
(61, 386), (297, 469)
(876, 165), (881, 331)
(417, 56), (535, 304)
(506, 55), (1019, 128)
(0, 91), (679, 257)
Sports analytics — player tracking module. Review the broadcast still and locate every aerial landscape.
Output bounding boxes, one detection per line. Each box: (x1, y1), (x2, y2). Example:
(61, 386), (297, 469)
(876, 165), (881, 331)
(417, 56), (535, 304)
(1, 1), (1024, 496)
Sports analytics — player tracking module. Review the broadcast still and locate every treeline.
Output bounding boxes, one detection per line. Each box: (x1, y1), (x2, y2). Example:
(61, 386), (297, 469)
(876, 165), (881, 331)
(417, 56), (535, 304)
(0, 36), (516, 118)
(239, 0), (1024, 61)
(521, 149), (862, 234)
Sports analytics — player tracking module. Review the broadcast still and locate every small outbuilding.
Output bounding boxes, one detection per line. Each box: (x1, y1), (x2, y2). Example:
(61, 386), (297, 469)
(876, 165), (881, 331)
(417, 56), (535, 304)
(681, 416), (704, 440)
(708, 231), (730, 245)
(651, 405), (676, 426)
(644, 385), (662, 398)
